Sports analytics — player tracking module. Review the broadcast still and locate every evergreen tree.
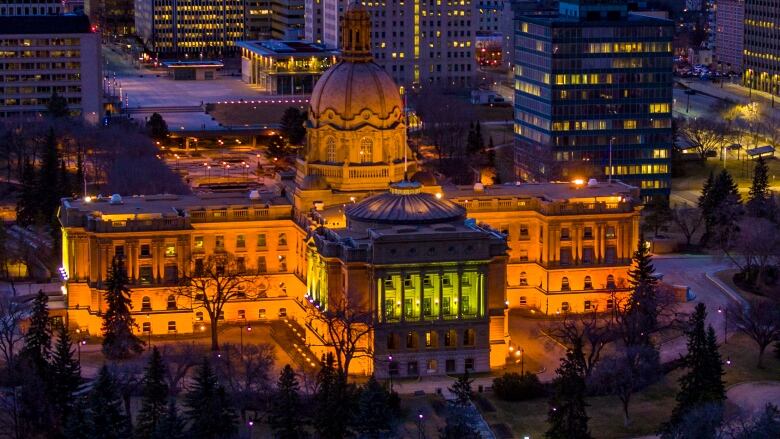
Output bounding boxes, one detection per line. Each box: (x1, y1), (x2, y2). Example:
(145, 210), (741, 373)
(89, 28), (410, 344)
(545, 339), (592, 439)
(146, 113), (169, 142)
(269, 364), (305, 439)
(703, 169), (743, 246)
(449, 369), (474, 409)
(748, 156), (772, 217)
(625, 240), (660, 347)
(47, 90), (69, 118)
(87, 365), (132, 439)
(16, 157), (38, 226)
(59, 159), (72, 197)
(152, 399), (186, 439)
(101, 256), (144, 359)
(439, 414), (481, 439)
(313, 353), (355, 438)
(356, 375), (394, 438)
(662, 303), (725, 437)
(184, 359), (237, 439)
(644, 196), (672, 237)
(75, 149), (85, 198)
(20, 290), (52, 371)
(63, 398), (91, 439)
(49, 325), (81, 421)
(279, 107), (307, 145)
(266, 135), (291, 161)
(136, 347), (170, 439)
(38, 128), (61, 222)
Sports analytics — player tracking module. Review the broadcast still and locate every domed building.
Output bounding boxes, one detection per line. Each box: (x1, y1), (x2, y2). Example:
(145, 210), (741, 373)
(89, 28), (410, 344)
(295, 2), (416, 207)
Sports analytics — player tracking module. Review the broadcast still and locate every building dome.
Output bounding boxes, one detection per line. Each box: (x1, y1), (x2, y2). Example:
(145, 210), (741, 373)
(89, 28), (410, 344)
(345, 180), (466, 226)
(309, 62), (403, 127)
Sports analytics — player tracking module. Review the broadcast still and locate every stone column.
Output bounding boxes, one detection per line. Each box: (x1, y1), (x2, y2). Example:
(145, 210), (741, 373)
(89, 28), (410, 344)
(400, 270), (406, 323)
(438, 268), (444, 321)
(457, 266), (463, 320)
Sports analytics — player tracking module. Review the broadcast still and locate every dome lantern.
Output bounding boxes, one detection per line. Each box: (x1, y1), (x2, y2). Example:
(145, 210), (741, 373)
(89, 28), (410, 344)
(341, 2), (372, 63)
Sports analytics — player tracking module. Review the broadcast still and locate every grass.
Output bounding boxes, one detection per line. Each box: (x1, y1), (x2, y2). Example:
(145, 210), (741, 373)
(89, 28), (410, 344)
(672, 156), (780, 192)
(714, 269), (770, 303)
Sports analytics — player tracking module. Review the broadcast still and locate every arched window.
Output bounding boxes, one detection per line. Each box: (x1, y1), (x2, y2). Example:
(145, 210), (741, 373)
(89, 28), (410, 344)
(607, 274), (616, 288)
(326, 137), (337, 162)
(167, 295), (177, 310)
(359, 138), (373, 163)
(519, 271), (528, 286)
(561, 277), (570, 291)
(584, 276), (593, 290)
(141, 296), (151, 311)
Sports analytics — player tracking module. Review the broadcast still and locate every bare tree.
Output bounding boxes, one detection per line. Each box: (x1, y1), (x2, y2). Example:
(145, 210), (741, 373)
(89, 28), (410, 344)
(0, 297), (25, 371)
(542, 310), (618, 379)
(214, 342), (275, 420)
(679, 118), (728, 160)
(158, 342), (205, 395)
(172, 253), (256, 351)
(720, 217), (780, 292)
(726, 300), (780, 368)
(671, 204), (703, 247)
(306, 297), (373, 376)
(107, 358), (145, 425)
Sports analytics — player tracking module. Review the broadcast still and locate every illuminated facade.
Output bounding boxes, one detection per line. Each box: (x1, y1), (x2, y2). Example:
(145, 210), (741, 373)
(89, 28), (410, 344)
(236, 40), (337, 93)
(743, 0), (780, 95)
(0, 14), (103, 122)
(307, 0), (477, 87)
(513, 0), (674, 198)
(134, 0), (245, 56)
(271, 0), (305, 39)
(714, 0), (744, 73)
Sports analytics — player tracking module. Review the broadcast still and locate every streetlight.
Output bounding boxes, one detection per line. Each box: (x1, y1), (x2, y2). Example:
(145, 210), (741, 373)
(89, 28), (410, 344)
(717, 306), (727, 344)
(247, 420), (254, 439)
(388, 355), (394, 391)
(146, 313), (152, 348)
(75, 328), (84, 362)
(240, 320), (252, 355)
(417, 411), (424, 439)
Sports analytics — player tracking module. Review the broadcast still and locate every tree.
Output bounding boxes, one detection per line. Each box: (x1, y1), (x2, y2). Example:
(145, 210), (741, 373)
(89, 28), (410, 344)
(87, 365), (132, 439)
(47, 90), (69, 118)
(662, 303), (725, 437)
(135, 347), (170, 439)
(727, 300), (780, 368)
(159, 342), (205, 395)
(16, 157), (37, 226)
(644, 196), (672, 237)
(19, 290), (52, 372)
(38, 128), (63, 223)
(466, 121), (484, 156)
(266, 134), (292, 161)
(63, 398), (91, 439)
(449, 369), (474, 409)
(213, 342), (275, 420)
(49, 325), (81, 422)
(544, 310), (617, 379)
(184, 358), (237, 439)
(0, 296), (25, 370)
(730, 403), (780, 438)
(748, 156), (772, 217)
(306, 296), (373, 376)
(356, 375), (395, 438)
(279, 107), (307, 146)
(720, 217), (780, 291)
(146, 113), (169, 143)
(102, 256), (144, 359)
(173, 253), (254, 351)
(152, 399), (186, 439)
(545, 339), (592, 439)
(492, 372), (545, 401)
(439, 413), (481, 439)
(679, 118), (727, 160)
(623, 240), (661, 348)
(703, 169), (743, 247)
(269, 364), (305, 439)
(313, 353), (356, 438)
(671, 204), (703, 247)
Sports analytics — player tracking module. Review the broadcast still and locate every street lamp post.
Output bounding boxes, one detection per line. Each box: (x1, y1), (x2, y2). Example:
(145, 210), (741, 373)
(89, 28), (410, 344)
(388, 355), (394, 391)
(417, 411), (424, 439)
(146, 313), (152, 349)
(718, 306), (727, 344)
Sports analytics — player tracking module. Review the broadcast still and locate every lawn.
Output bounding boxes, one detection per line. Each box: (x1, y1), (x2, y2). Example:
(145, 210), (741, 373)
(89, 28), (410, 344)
(672, 155), (780, 192)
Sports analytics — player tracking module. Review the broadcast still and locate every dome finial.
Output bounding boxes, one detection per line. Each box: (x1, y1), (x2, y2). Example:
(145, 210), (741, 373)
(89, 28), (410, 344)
(341, 1), (372, 62)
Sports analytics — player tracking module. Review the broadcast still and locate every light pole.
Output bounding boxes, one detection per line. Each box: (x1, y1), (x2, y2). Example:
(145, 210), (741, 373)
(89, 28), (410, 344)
(718, 306), (727, 344)
(146, 313), (151, 349)
(417, 411), (424, 439)
(75, 328), (83, 362)
(240, 320), (252, 355)
(388, 355), (394, 392)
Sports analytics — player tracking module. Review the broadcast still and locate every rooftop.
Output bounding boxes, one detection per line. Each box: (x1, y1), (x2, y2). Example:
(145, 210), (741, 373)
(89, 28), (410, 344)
(161, 61), (224, 68)
(518, 10), (672, 26)
(0, 14), (93, 35)
(442, 180), (638, 203)
(236, 40), (338, 56)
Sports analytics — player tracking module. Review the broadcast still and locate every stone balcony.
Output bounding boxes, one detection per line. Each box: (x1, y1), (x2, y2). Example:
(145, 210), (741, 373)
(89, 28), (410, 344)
(296, 159), (409, 191)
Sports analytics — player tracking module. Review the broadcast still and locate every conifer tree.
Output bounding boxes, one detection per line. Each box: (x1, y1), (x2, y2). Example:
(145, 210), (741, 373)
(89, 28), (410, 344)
(75, 149), (85, 197)
(313, 353), (354, 438)
(184, 359), (237, 439)
(16, 157), (38, 225)
(63, 398), (90, 439)
(269, 364), (304, 439)
(748, 156), (772, 217)
(87, 365), (132, 439)
(20, 290), (52, 371)
(625, 240), (660, 347)
(101, 256), (144, 359)
(152, 399), (186, 439)
(47, 90), (69, 118)
(38, 129), (61, 222)
(545, 339), (592, 439)
(49, 325), (81, 420)
(449, 369), (474, 409)
(59, 159), (71, 197)
(136, 347), (170, 439)
(662, 303), (725, 438)
(356, 375), (393, 438)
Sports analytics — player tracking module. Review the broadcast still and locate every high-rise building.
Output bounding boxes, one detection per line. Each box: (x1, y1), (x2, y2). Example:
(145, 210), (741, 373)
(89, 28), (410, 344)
(134, 0), (245, 56)
(271, 0), (305, 40)
(0, 0), (62, 15)
(308, 0), (477, 88)
(715, 0), (744, 74)
(743, 0), (780, 95)
(85, 0), (134, 35)
(245, 0), (273, 40)
(513, 0), (674, 198)
(0, 14), (102, 122)
(304, 0), (324, 43)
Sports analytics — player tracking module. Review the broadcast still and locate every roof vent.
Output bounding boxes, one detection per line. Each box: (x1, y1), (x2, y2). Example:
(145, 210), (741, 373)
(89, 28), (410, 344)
(109, 194), (122, 205)
(587, 178), (598, 187)
(249, 190), (261, 200)
(473, 182), (484, 192)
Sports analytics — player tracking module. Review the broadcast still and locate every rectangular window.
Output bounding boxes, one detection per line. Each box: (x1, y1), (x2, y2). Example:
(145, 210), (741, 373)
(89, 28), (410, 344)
(238, 309), (246, 320)
(278, 255), (287, 272)
(446, 359), (456, 373)
(519, 296), (527, 305)
(140, 244), (151, 258)
(236, 234), (246, 249)
(561, 302), (570, 312)
(584, 300), (592, 311)
(583, 227), (593, 239)
(407, 361), (419, 376)
(582, 247), (594, 264)
(194, 236), (204, 250)
(278, 233), (287, 247)
(605, 246), (617, 264)
(406, 331), (418, 349)
(387, 333), (398, 350)
(560, 248), (572, 266)
(257, 257), (267, 273)
(519, 224), (529, 238)
(606, 226), (616, 239)
(257, 234), (267, 248)
(465, 358), (475, 372)
(623, 120), (637, 129)
(560, 228), (570, 240)
(165, 244), (176, 257)
(164, 265), (178, 282)
(168, 321), (176, 332)
(236, 257), (246, 273)
(215, 235), (224, 249)
(115, 245), (125, 257)
(139, 266), (153, 285)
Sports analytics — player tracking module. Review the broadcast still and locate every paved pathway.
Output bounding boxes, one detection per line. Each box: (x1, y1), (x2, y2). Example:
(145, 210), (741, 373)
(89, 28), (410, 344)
(726, 381), (780, 418)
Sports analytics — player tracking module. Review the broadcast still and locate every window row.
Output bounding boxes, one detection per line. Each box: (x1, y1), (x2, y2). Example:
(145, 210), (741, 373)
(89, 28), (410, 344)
(389, 357), (475, 376)
(193, 232), (287, 250)
(193, 308), (287, 321)
(386, 328), (477, 350)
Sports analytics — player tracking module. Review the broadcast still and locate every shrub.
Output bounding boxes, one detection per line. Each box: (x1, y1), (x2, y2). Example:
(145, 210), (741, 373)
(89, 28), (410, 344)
(492, 372), (545, 401)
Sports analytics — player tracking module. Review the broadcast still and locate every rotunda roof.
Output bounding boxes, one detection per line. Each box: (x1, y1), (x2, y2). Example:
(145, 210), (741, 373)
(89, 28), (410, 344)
(345, 180), (465, 225)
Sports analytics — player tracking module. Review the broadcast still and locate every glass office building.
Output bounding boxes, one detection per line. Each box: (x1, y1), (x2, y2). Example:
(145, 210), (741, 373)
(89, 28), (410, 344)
(513, 0), (674, 198)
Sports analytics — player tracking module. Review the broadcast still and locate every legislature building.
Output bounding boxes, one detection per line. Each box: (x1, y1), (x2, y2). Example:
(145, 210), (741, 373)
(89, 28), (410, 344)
(59, 3), (641, 378)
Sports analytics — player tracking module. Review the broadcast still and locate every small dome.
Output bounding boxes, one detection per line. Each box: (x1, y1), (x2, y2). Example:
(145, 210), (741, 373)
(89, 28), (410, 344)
(301, 175), (330, 190)
(345, 180), (465, 225)
(411, 171), (437, 186)
(309, 61), (403, 126)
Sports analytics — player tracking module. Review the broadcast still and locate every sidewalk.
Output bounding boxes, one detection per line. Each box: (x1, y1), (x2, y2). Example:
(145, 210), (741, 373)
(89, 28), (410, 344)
(678, 78), (780, 117)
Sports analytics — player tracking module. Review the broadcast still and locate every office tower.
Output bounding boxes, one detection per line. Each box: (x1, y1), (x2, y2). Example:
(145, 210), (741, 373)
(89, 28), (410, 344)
(305, 0), (323, 43)
(271, 0), (305, 39)
(514, 0), (674, 198)
(85, 0), (134, 35)
(245, 0), (273, 40)
(308, 0), (477, 88)
(743, 0), (780, 94)
(0, 0), (62, 15)
(0, 14), (102, 122)
(134, 0), (245, 56)
(715, 0), (744, 74)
